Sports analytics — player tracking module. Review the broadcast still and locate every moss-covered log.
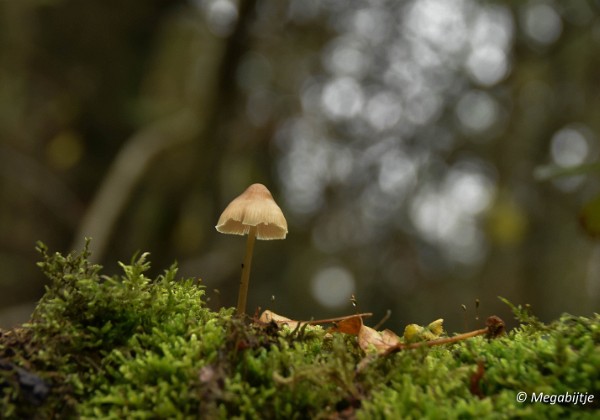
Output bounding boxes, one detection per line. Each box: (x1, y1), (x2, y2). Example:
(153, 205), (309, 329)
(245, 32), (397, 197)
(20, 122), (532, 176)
(1, 243), (598, 418)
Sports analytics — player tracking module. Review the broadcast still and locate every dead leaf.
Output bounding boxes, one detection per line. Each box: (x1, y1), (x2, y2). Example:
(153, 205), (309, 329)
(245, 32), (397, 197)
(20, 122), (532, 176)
(258, 310), (372, 333)
(259, 310), (300, 330)
(329, 315), (363, 335)
(358, 325), (400, 354)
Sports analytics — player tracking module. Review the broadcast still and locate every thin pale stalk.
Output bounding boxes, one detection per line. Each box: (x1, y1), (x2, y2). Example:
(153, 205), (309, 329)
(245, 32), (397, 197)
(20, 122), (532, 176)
(237, 226), (257, 315)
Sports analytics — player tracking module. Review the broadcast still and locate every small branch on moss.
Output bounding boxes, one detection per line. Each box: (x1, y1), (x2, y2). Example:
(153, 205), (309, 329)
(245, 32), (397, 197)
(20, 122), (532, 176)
(372, 310), (392, 331)
(385, 316), (505, 355)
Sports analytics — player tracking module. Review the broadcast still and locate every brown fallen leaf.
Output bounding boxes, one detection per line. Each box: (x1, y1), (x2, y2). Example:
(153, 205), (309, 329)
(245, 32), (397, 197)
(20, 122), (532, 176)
(259, 310), (300, 330)
(258, 310), (372, 332)
(358, 325), (401, 354)
(329, 315), (363, 335)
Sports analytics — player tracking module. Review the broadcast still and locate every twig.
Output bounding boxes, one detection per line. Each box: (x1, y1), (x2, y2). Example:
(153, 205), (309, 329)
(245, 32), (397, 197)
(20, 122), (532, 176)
(385, 316), (505, 355)
(372, 310), (391, 331)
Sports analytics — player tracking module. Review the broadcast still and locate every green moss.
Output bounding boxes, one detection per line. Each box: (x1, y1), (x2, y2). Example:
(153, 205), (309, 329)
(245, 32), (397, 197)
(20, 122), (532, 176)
(1, 243), (599, 418)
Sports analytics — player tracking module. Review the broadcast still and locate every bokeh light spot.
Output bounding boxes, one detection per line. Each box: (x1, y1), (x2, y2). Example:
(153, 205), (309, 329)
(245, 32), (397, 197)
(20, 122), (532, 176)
(521, 2), (562, 46)
(455, 90), (499, 134)
(366, 92), (402, 131)
(310, 265), (355, 308)
(321, 77), (364, 119)
(466, 45), (509, 86)
(204, 0), (238, 37)
(551, 126), (590, 167)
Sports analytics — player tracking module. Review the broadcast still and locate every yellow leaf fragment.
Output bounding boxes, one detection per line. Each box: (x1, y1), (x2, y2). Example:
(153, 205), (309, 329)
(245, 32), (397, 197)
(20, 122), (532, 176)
(403, 319), (445, 343)
(403, 324), (422, 343)
(428, 318), (444, 336)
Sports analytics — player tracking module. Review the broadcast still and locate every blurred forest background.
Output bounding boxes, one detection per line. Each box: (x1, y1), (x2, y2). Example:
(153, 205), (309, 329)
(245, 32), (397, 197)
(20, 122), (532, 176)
(1, 0), (600, 332)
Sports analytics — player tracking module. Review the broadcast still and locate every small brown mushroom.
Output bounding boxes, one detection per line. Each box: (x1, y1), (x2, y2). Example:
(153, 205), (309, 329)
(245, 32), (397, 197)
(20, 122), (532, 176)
(216, 183), (287, 315)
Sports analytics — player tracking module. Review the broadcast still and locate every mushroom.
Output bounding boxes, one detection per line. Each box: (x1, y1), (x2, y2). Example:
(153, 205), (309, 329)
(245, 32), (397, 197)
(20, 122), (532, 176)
(216, 183), (288, 315)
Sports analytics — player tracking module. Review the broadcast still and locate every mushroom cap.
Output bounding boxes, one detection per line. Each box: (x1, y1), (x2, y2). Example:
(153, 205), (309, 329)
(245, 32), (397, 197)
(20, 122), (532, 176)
(216, 183), (288, 240)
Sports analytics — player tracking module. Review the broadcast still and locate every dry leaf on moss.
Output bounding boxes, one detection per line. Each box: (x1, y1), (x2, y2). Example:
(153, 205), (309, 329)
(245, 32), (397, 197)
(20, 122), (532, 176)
(358, 325), (401, 354)
(258, 310), (372, 331)
(259, 310), (300, 329)
(329, 315), (363, 335)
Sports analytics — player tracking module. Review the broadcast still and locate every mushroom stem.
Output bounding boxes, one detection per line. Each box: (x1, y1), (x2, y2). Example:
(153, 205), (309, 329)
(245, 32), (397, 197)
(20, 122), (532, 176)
(237, 225), (257, 315)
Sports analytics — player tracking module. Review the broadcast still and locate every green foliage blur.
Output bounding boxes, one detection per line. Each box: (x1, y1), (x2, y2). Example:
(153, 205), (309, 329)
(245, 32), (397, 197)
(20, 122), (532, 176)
(1, 0), (599, 331)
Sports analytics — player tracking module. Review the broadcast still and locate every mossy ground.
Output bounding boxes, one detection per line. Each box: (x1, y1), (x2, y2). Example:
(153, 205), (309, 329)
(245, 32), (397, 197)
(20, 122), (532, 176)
(1, 242), (599, 419)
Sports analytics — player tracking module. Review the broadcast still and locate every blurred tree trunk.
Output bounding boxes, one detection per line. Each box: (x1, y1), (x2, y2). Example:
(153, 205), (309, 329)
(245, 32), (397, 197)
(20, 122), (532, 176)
(481, 14), (597, 319)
